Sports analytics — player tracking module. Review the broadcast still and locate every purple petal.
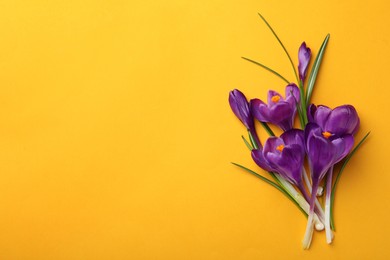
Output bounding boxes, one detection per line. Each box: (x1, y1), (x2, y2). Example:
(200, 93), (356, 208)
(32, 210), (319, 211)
(281, 129), (305, 149)
(263, 137), (284, 155)
(251, 98), (269, 122)
(251, 149), (275, 172)
(298, 42), (311, 81)
(325, 105), (360, 136)
(266, 145), (304, 185)
(307, 104), (317, 123)
(313, 105), (332, 130)
(268, 102), (293, 130)
(331, 135), (354, 164)
(285, 83), (300, 107)
(304, 122), (321, 141)
(229, 89), (253, 129)
(306, 129), (335, 183)
(267, 90), (284, 108)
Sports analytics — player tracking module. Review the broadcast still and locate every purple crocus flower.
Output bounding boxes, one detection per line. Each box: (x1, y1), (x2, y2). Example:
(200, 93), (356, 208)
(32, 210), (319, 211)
(298, 42), (311, 82)
(251, 84), (300, 131)
(302, 122), (354, 248)
(306, 105), (359, 245)
(308, 104), (360, 136)
(229, 89), (261, 147)
(251, 129), (305, 187)
(305, 123), (354, 183)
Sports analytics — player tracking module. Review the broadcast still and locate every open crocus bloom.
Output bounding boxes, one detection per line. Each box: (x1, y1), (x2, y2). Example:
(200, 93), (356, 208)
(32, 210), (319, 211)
(302, 123), (354, 248)
(305, 123), (354, 181)
(308, 104), (360, 136)
(252, 129), (305, 186)
(251, 84), (300, 131)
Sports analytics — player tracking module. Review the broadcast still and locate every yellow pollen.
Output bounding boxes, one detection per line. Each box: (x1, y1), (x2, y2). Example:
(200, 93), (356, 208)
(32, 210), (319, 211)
(322, 131), (332, 139)
(276, 144), (285, 152)
(271, 95), (281, 103)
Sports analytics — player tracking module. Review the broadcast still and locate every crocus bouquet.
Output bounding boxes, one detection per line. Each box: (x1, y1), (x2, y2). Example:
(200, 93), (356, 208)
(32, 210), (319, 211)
(229, 14), (369, 249)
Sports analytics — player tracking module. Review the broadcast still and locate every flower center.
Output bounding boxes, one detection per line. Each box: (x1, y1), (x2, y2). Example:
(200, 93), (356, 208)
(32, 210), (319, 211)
(271, 95), (281, 103)
(322, 131), (332, 139)
(276, 144), (284, 152)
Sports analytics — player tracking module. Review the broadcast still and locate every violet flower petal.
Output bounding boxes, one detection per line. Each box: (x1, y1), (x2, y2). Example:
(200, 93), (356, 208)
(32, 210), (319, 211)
(229, 89), (254, 129)
(251, 148), (275, 172)
(266, 145), (304, 185)
(268, 102), (293, 131)
(312, 105), (332, 130)
(305, 123), (335, 183)
(251, 98), (269, 122)
(331, 134), (354, 164)
(298, 42), (311, 82)
(285, 83), (300, 107)
(262, 130), (306, 186)
(281, 129), (305, 152)
(263, 137), (284, 155)
(324, 105), (360, 136)
(267, 90), (283, 106)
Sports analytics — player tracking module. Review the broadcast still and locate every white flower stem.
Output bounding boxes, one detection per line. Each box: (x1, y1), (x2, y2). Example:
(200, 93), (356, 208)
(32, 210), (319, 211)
(303, 167), (311, 190)
(302, 168), (325, 224)
(325, 166), (334, 244)
(275, 175), (324, 231)
(302, 181), (319, 250)
(302, 211), (314, 249)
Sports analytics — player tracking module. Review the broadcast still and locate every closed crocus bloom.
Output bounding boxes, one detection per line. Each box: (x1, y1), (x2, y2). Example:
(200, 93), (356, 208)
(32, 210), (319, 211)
(251, 84), (300, 131)
(298, 42), (311, 82)
(229, 89), (254, 129)
(229, 89), (261, 147)
(308, 104), (360, 136)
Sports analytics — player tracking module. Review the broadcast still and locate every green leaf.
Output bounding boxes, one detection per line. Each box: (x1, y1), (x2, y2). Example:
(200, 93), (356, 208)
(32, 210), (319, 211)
(298, 81), (308, 125)
(306, 34), (330, 105)
(296, 104), (305, 129)
(241, 57), (290, 84)
(330, 131), (370, 230)
(231, 162), (307, 216)
(248, 130), (259, 149)
(257, 13), (299, 83)
(242, 135), (253, 151)
(291, 90), (305, 128)
(259, 121), (275, 136)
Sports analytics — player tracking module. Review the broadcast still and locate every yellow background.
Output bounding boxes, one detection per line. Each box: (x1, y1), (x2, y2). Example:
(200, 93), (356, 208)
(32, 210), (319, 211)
(0, 0), (389, 259)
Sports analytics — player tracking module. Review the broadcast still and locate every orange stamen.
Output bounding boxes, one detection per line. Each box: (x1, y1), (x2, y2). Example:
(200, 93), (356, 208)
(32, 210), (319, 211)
(322, 131), (332, 139)
(271, 95), (281, 103)
(276, 144), (284, 152)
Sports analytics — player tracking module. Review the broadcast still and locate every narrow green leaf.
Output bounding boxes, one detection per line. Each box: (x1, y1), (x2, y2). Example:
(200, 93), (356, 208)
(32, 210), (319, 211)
(248, 130), (259, 149)
(242, 135), (253, 151)
(296, 104), (305, 129)
(231, 162), (307, 216)
(259, 121), (275, 136)
(257, 13), (299, 82)
(242, 57), (290, 84)
(299, 81), (308, 125)
(291, 90), (305, 128)
(330, 131), (371, 230)
(306, 34), (330, 105)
